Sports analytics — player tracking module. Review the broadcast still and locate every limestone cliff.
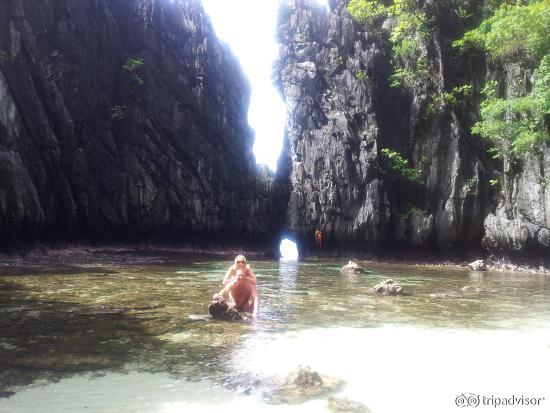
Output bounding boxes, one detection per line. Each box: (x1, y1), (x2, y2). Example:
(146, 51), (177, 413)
(1, 0), (547, 259)
(482, 62), (550, 255)
(0, 0), (285, 244)
(275, 0), (493, 252)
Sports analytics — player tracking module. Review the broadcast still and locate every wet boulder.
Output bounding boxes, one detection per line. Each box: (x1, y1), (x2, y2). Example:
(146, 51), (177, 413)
(468, 260), (487, 271)
(370, 279), (403, 295)
(340, 261), (364, 274)
(286, 365), (322, 386)
(267, 366), (344, 404)
(208, 295), (243, 321)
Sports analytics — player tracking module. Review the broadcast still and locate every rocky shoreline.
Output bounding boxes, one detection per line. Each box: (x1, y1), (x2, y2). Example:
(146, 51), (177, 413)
(0, 242), (549, 275)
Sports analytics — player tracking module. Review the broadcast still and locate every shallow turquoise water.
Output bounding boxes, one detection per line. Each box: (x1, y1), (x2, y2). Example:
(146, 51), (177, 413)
(0, 252), (549, 412)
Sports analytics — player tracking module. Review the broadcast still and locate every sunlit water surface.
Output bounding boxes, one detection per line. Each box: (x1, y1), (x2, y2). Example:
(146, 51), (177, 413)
(1, 252), (549, 412)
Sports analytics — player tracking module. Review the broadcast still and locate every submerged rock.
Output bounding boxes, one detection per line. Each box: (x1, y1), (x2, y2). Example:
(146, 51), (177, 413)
(208, 296), (243, 321)
(370, 279), (403, 295)
(186, 314), (211, 322)
(468, 260), (487, 271)
(429, 292), (463, 299)
(266, 366), (344, 404)
(222, 372), (264, 394)
(340, 261), (364, 274)
(328, 396), (371, 413)
(5, 354), (114, 370)
(461, 286), (483, 294)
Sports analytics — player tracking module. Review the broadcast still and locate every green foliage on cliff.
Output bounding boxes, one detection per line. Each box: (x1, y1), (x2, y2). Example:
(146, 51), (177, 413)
(465, 176), (479, 193)
(472, 56), (550, 157)
(453, 0), (550, 62)
(123, 58), (145, 91)
(422, 84), (472, 119)
(454, 0), (550, 157)
(348, 0), (428, 89)
(442, 84), (472, 106)
(355, 69), (367, 81)
(347, 0), (387, 22)
(381, 148), (423, 182)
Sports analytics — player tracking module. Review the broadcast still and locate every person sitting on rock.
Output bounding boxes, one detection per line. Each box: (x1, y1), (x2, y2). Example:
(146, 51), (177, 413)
(214, 268), (259, 318)
(223, 255), (257, 286)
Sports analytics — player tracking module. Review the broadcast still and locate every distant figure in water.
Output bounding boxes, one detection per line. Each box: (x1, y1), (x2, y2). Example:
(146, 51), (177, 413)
(214, 268), (259, 318)
(315, 229), (323, 247)
(223, 255), (257, 286)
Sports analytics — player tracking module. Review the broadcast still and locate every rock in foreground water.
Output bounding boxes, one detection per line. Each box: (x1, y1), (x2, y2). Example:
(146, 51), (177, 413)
(340, 261), (364, 274)
(468, 260), (487, 271)
(208, 296), (243, 321)
(267, 366), (344, 404)
(461, 285), (483, 294)
(370, 279), (403, 295)
(328, 396), (371, 413)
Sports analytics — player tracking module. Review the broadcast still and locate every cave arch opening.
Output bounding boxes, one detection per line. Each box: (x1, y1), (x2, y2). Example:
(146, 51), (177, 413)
(279, 237), (299, 260)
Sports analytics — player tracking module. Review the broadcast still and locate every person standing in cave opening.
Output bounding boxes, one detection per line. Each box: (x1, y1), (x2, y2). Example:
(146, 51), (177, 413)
(315, 229), (323, 247)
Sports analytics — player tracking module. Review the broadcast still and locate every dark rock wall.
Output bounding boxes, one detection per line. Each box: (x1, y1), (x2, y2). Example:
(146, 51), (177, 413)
(0, 0), (286, 244)
(483, 62), (550, 254)
(275, 0), (387, 249)
(275, 0), (493, 252)
(1, 0), (547, 257)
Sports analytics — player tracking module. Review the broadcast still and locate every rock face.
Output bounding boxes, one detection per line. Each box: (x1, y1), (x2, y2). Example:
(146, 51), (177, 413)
(275, 0), (387, 250)
(0, 0), (286, 244)
(1, 0), (548, 260)
(482, 63), (550, 255)
(274, 0), (492, 253)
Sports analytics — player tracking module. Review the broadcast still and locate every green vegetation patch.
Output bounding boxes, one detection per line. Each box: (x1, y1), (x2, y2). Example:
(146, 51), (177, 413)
(453, 0), (550, 62)
(348, 0), (429, 90)
(381, 148), (423, 183)
(472, 57), (550, 157)
(123, 58), (145, 91)
(454, 0), (550, 158)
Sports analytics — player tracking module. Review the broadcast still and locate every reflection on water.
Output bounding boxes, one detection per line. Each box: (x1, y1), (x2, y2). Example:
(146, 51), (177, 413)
(0, 252), (549, 412)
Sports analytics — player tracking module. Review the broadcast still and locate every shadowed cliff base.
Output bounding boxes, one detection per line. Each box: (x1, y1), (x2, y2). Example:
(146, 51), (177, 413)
(0, 0), (287, 244)
(0, 239), (281, 262)
(1, 241), (550, 275)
